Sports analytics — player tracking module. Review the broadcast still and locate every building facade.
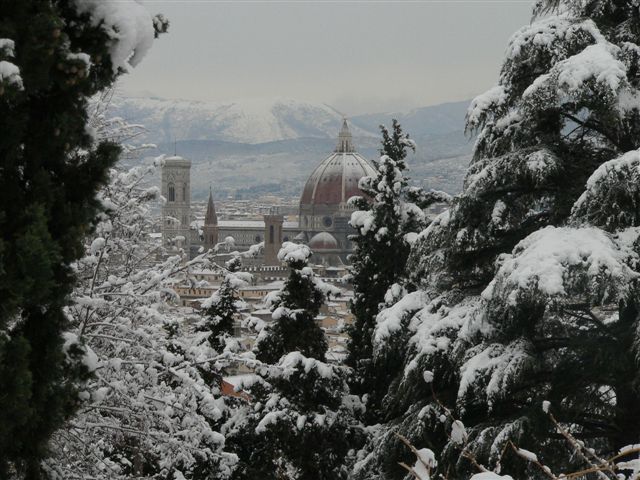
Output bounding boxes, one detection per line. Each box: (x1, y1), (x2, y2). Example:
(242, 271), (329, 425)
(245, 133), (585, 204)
(162, 120), (376, 266)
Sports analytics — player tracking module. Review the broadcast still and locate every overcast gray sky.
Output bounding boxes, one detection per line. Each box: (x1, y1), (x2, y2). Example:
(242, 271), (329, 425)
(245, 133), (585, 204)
(119, 0), (534, 114)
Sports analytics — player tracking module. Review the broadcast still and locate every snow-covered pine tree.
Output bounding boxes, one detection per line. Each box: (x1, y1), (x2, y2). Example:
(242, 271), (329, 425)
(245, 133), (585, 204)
(354, 1), (640, 478)
(224, 242), (364, 479)
(0, 2), (165, 476)
(346, 120), (441, 420)
(199, 257), (250, 353)
(254, 243), (332, 364)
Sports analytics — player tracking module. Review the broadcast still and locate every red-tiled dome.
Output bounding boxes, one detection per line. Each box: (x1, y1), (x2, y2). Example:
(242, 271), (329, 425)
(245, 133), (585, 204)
(309, 232), (339, 250)
(299, 120), (376, 207)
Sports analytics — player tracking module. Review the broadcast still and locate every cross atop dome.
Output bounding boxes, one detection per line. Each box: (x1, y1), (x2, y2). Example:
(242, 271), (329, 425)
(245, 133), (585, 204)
(335, 118), (355, 153)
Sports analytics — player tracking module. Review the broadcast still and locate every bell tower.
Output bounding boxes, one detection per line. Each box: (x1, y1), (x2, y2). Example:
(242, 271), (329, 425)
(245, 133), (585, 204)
(161, 156), (191, 252)
(263, 214), (284, 266)
(203, 187), (219, 250)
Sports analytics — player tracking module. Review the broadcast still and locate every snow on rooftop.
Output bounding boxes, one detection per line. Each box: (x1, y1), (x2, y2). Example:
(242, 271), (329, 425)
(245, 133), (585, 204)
(240, 284), (281, 291)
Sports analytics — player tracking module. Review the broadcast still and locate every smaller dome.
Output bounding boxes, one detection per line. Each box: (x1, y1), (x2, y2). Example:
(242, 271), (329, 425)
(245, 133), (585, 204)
(309, 232), (339, 250)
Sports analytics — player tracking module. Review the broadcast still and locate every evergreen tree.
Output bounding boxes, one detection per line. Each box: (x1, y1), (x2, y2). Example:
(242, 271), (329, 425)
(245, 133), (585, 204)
(354, 1), (640, 479)
(200, 257), (249, 353)
(254, 243), (331, 364)
(346, 120), (442, 419)
(225, 242), (363, 479)
(0, 1), (165, 476)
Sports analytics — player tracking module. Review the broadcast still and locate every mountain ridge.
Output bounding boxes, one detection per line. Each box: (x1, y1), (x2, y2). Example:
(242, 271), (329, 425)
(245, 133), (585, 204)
(109, 95), (474, 198)
(109, 94), (471, 145)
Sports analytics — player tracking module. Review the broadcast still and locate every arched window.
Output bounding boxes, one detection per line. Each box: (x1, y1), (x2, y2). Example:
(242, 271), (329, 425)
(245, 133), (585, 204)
(269, 225), (274, 244)
(183, 183), (187, 201)
(168, 183), (175, 202)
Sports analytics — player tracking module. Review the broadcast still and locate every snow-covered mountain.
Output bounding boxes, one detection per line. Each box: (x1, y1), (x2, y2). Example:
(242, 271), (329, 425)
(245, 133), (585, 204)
(109, 95), (376, 145)
(111, 94), (474, 197)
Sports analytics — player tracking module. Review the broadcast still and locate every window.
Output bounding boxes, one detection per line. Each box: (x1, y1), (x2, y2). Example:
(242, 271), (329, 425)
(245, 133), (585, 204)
(183, 183), (187, 201)
(168, 183), (175, 202)
(269, 225), (274, 244)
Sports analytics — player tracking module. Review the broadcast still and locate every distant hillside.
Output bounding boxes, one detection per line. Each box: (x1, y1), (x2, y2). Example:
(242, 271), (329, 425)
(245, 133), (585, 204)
(351, 100), (471, 137)
(109, 96), (375, 145)
(110, 95), (474, 199)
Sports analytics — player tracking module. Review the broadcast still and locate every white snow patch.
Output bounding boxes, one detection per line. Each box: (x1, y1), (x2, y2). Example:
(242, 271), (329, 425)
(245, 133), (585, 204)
(374, 290), (430, 344)
(0, 61), (23, 89)
(413, 448), (436, 480)
(483, 226), (638, 302)
(0, 39), (15, 56)
(450, 420), (467, 445)
(277, 242), (311, 264)
(278, 351), (334, 379)
(470, 473), (514, 480)
(72, 0), (156, 74)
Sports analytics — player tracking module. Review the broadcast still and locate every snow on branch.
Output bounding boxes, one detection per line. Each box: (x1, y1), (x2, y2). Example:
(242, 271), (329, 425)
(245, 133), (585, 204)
(72, 0), (158, 74)
(0, 60), (22, 90)
(523, 42), (628, 109)
(482, 226), (639, 313)
(458, 340), (533, 412)
(572, 149), (640, 232)
(277, 242), (312, 266)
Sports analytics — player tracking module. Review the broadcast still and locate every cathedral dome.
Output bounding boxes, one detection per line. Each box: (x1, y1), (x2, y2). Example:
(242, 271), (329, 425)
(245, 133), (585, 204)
(300, 120), (376, 208)
(309, 231), (339, 250)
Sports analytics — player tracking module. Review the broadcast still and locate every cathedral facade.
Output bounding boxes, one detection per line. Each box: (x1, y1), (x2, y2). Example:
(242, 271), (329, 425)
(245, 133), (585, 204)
(161, 120), (376, 266)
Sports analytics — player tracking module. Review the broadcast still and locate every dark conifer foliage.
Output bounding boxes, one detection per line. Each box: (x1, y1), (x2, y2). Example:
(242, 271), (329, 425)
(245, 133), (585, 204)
(346, 120), (436, 420)
(254, 243), (329, 364)
(352, 1), (640, 479)
(226, 242), (362, 480)
(200, 257), (245, 352)
(0, 2), (164, 476)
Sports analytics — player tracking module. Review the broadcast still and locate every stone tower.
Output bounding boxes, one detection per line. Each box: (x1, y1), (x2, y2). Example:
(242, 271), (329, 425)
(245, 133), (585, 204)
(203, 187), (219, 250)
(263, 214), (284, 266)
(161, 156), (191, 252)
